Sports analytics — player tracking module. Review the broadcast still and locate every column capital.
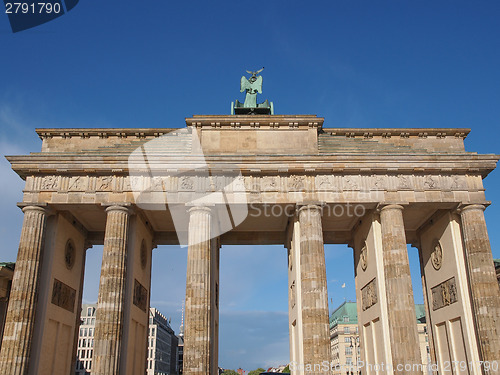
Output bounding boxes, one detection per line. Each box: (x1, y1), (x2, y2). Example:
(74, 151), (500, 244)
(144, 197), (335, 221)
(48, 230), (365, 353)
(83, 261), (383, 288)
(377, 203), (406, 213)
(457, 203), (488, 214)
(296, 202), (324, 215)
(103, 204), (132, 215)
(17, 203), (55, 216)
(187, 204), (214, 215)
(20, 205), (49, 214)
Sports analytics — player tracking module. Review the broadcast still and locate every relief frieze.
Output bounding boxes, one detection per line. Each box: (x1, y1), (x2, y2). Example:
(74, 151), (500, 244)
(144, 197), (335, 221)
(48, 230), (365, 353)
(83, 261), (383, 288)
(31, 173), (473, 195)
(397, 174), (412, 190)
(361, 278), (378, 311)
(448, 175), (467, 190)
(41, 175), (59, 190)
(288, 175), (306, 191)
(315, 175), (331, 191)
(97, 176), (113, 191)
(261, 176), (279, 191)
(424, 175), (440, 190)
(68, 176), (87, 191)
(371, 175), (386, 190)
(290, 281), (296, 309)
(51, 278), (76, 313)
(133, 279), (148, 312)
(179, 175), (194, 191)
(343, 175), (360, 190)
(431, 277), (458, 311)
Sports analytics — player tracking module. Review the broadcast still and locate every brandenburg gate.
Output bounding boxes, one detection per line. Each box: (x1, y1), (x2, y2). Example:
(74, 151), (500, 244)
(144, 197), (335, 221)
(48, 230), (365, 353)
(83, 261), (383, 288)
(0, 111), (499, 375)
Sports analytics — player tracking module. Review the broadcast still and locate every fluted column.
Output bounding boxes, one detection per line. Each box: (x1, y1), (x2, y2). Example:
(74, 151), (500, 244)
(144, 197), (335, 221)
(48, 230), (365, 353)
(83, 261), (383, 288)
(297, 204), (331, 373)
(184, 206), (214, 375)
(93, 205), (131, 375)
(459, 204), (500, 364)
(379, 204), (422, 375)
(0, 205), (48, 375)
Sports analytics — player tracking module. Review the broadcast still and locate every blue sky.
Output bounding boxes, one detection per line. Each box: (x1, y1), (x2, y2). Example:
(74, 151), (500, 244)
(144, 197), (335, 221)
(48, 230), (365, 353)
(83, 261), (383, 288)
(1, 0), (500, 371)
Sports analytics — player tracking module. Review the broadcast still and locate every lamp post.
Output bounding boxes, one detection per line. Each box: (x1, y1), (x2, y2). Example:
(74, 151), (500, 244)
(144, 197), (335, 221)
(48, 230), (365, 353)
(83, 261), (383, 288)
(350, 335), (360, 375)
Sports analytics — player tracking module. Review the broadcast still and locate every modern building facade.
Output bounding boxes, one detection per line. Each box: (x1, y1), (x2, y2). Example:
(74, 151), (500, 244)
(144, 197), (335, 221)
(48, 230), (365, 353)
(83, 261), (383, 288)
(1, 114), (500, 375)
(74, 304), (178, 375)
(148, 307), (179, 375)
(75, 304), (96, 374)
(178, 309), (184, 375)
(177, 334), (184, 375)
(329, 302), (430, 375)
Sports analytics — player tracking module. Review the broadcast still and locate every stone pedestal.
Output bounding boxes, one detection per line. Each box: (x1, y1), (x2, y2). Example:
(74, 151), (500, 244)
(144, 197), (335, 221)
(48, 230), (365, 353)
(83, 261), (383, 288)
(0, 206), (48, 375)
(379, 204), (422, 375)
(183, 206), (219, 375)
(459, 204), (500, 365)
(93, 205), (131, 375)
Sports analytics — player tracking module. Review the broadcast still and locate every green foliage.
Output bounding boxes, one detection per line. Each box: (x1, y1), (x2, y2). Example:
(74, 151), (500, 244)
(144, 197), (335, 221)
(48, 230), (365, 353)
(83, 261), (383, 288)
(248, 368), (266, 375)
(222, 370), (238, 375)
(283, 364), (290, 373)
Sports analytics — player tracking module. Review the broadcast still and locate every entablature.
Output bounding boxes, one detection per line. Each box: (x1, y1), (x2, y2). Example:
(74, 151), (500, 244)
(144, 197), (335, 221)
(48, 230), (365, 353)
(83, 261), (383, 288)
(7, 153), (499, 179)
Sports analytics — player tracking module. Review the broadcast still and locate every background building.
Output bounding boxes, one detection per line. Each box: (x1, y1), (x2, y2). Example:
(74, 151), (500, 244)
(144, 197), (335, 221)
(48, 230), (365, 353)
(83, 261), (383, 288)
(0, 262), (14, 352)
(329, 302), (360, 375)
(75, 304), (96, 374)
(329, 301), (430, 375)
(74, 304), (178, 375)
(177, 308), (184, 374)
(148, 307), (179, 375)
(415, 305), (432, 373)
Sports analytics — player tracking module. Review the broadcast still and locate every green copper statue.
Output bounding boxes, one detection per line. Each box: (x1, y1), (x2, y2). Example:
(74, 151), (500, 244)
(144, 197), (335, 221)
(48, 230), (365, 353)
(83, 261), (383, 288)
(241, 68), (264, 108)
(232, 67), (274, 115)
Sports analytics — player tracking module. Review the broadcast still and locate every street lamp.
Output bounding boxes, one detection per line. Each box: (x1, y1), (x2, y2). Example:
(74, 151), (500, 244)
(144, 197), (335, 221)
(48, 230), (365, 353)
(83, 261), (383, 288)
(349, 335), (360, 375)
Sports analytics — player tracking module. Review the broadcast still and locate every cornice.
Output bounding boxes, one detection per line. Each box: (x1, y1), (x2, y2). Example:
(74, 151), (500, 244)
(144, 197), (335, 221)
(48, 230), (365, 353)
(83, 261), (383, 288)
(186, 115), (324, 129)
(36, 128), (181, 140)
(34, 125), (471, 139)
(321, 128), (470, 139)
(6, 153), (499, 178)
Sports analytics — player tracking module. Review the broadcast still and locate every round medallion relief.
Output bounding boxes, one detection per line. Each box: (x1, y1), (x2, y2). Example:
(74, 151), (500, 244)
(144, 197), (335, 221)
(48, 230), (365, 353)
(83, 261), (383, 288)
(360, 243), (368, 272)
(140, 240), (147, 269)
(65, 239), (76, 270)
(431, 240), (443, 270)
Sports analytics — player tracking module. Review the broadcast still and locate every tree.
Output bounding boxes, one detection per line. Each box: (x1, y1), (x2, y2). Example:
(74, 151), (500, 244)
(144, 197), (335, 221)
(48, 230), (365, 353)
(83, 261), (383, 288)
(248, 368), (266, 375)
(222, 370), (238, 375)
(283, 364), (290, 373)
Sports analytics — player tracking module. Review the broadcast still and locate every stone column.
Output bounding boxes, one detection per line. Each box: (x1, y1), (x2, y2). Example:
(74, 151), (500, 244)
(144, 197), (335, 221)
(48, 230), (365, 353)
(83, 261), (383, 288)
(93, 205), (131, 375)
(379, 204), (422, 375)
(297, 204), (331, 372)
(0, 205), (48, 375)
(459, 204), (500, 364)
(0, 296), (8, 350)
(184, 206), (215, 375)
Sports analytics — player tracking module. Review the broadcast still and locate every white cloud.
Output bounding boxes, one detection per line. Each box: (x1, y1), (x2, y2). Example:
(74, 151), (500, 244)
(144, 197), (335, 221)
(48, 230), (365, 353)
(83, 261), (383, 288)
(0, 102), (44, 137)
